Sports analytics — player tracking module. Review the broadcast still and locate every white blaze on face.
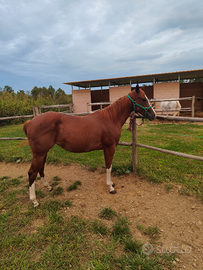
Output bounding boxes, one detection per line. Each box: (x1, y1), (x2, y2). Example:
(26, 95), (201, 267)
(145, 95), (156, 115)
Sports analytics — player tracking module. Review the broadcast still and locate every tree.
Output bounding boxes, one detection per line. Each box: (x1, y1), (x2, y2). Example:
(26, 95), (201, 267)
(48, 85), (55, 97)
(31, 86), (40, 98)
(55, 88), (66, 98)
(17, 90), (25, 95)
(3, 85), (14, 94)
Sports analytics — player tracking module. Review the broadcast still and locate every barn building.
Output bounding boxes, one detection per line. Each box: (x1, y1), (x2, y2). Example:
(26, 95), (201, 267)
(64, 69), (203, 114)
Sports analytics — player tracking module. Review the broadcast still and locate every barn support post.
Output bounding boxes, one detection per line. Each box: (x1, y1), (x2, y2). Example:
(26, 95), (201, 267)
(131, 112), (137, 172)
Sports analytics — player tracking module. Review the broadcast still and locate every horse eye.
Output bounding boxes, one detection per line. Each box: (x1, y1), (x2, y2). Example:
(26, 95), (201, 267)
(142, 99), (147, 102)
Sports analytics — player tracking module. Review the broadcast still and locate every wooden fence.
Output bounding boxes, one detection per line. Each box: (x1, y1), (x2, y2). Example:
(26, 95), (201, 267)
(125, 112), (203, 171)
(87, 102), (111, 112)
(38, 104), (73, 114)
(1, 105), (203, 172)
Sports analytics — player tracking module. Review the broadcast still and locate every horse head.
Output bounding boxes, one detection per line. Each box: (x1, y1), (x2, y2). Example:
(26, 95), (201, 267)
(128, 84), (156, 121)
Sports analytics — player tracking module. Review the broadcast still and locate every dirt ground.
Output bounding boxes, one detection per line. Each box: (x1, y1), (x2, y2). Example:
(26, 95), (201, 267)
(0, 162), (203, 270)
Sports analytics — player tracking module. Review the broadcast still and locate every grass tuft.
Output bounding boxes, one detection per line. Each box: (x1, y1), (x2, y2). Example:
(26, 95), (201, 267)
(112, 216), (131, 240)
(137, 224), (161, 241)
(51, 175), (61, 187)
(67, 181), (81, 192)
(51, 186), (64, 196)
(64, 199), (73, 207)
(124, 238), (143, 254)
(99, 207), (117, 220)
(92, 219), (108, 235)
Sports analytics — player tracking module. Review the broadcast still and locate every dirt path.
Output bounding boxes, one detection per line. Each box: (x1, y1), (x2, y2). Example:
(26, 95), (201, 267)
(0, 162), (203, 269)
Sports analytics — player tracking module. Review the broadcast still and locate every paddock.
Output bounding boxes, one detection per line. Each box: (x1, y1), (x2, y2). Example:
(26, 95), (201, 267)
(0, 160), (203, 269)
(1, 111), (203, 268)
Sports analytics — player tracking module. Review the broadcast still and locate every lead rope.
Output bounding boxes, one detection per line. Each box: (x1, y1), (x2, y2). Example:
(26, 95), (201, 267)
(127, 113), (144, 131)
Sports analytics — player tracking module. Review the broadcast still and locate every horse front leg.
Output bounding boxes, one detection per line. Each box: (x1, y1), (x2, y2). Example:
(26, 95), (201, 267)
(104, 147), (116, 194)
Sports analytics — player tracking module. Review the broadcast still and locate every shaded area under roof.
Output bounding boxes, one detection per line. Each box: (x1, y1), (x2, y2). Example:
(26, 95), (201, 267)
(64, 69), (203, 89)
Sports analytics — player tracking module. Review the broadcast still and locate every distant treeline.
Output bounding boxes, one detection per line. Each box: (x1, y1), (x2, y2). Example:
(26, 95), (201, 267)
(0, 85), (72, 125)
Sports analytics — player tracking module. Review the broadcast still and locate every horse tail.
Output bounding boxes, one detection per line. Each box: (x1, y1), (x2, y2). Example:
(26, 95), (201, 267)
(23, 120), (32, 136)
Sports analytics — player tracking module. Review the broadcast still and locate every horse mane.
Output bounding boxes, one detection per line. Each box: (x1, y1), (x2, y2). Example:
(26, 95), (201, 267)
(100, 95), (129, 121)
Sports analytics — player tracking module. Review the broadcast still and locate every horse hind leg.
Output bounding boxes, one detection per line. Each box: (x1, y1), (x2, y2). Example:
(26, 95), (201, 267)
(28, 154), (49, 207)
(29, 168), (39, 207)
(39, 155), (52, 192)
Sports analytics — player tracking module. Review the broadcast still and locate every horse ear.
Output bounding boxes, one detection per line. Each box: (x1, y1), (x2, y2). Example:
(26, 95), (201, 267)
(136, 84), (139, 93)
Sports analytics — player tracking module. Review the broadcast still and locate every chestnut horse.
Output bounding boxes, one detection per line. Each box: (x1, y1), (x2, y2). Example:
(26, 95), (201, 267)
(23, 85), (156, 207)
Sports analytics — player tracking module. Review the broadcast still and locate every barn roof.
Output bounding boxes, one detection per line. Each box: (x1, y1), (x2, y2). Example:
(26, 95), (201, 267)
(64, 69), (203, 89)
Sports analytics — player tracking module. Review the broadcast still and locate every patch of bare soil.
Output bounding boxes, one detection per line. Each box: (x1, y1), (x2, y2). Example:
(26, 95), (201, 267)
(0, 162), (203, 269)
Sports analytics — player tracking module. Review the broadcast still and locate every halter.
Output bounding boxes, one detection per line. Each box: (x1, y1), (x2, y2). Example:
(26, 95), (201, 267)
(127, 95), (152, 119)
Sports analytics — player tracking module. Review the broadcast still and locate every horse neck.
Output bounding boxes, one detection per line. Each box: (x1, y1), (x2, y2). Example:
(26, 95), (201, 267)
(103, 96), (132, 127)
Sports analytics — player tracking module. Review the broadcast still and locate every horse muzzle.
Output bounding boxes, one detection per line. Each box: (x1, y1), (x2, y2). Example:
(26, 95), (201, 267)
(147, 109), (156, 121)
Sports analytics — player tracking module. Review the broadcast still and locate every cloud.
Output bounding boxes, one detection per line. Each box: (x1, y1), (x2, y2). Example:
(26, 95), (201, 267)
(0, 0), (203, 93)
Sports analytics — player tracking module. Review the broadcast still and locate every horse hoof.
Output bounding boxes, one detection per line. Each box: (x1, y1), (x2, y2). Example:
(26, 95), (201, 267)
(33, 201), (40, 207)
(48, 186), (53, 191)
(110, 190), (117, 194)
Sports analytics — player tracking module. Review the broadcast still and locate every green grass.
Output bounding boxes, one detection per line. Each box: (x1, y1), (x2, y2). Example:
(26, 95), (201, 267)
(99, 207), (118, 220)
(137, 224), (161, 242)
(50, 186), (64, 196)
(0, 177), (177, 269)
(1, 121), (203, 200)
(67, 181), (82, 192)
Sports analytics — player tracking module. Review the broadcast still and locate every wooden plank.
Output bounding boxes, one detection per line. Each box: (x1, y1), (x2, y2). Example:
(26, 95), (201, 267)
(118, 142), (132, 146)
(150, 97), (193, 102)
(137, 143), (203, 162)
(40, 104), (73, 109)
(0, 115), (33, 121)
(87, 102), (111, 106)
(155, 108), (192, 112)
(156, 115), (203, 122)
(0, 137), (27, 140)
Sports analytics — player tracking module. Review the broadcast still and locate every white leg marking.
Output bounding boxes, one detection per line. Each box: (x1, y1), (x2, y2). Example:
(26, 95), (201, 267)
(106, 165), (115, 192)
(41, 177), (52, 191)
(29, 182), (39, 207)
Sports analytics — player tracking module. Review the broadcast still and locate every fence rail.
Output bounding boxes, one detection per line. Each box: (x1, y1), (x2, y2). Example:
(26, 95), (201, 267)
(0, 114), (33, 121)
(87, 102), (111, 112)
(38, 104), (73, 114)
(156, 115), (203, 122)
(150, 97), (193, 102)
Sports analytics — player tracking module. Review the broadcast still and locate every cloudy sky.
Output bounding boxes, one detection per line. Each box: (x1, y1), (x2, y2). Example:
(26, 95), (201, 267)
(1, 0), (203, 94)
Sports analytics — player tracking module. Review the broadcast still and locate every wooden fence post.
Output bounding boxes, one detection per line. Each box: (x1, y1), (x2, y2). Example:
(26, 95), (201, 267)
(38, 105), (41, 114)
(192, 96), (195, 117)
(33, 107), (39, 117)
(131, 112), (137, 172)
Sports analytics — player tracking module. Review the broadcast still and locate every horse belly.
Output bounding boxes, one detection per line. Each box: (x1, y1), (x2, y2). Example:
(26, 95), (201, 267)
(56, 131), (103, 153)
